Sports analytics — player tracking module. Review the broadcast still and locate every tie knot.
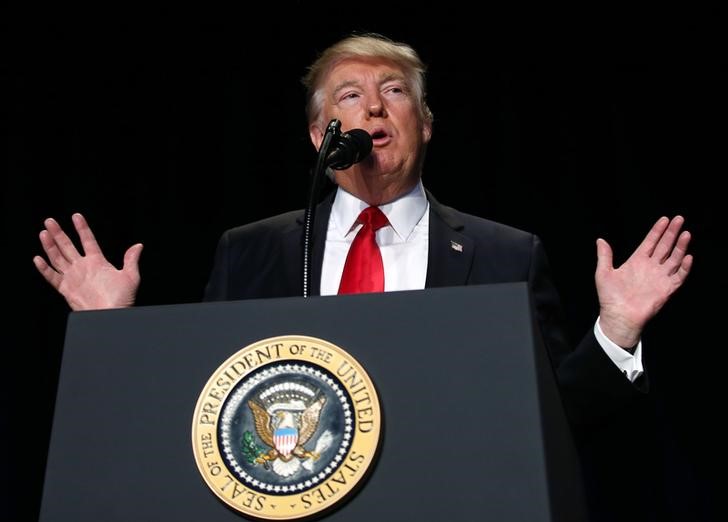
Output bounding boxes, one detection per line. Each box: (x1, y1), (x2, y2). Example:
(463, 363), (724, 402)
(357, 206), (389, 231)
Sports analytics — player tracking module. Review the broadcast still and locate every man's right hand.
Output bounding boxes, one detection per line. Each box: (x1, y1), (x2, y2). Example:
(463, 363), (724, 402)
(33, 213), (143, 310)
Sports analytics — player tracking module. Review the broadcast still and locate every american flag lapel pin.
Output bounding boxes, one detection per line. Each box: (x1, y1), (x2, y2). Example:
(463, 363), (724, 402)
(450, 240), (463, 253)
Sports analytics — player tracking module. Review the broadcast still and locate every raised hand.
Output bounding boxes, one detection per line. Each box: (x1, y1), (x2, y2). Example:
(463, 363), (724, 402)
(595, 215), (693, 349)
(33, 213), (143, 311)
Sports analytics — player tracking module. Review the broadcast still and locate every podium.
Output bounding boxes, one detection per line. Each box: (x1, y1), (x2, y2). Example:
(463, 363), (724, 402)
(39, 283), (587, 521)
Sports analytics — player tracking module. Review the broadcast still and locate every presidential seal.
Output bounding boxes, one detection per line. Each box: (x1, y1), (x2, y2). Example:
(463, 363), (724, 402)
(192, 335), (381, 520)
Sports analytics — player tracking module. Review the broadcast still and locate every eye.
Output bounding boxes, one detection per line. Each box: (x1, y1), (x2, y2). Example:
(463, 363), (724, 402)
(383, 84), (408, 97)
(339, 91), (360, 102)
(336, 91), (362, 108)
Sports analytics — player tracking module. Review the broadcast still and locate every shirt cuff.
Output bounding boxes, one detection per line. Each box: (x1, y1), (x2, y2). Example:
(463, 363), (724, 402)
(594, 317), (644, 383)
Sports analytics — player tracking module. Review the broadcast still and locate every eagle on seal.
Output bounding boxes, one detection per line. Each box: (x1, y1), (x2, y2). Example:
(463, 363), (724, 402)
(248, 395), (327, 466)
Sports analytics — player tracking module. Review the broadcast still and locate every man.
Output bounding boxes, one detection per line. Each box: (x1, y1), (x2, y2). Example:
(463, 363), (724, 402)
(34, 30), (691, 442)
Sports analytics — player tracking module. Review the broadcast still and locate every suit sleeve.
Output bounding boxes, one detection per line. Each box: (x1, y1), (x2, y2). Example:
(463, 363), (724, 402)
(203, 230), (231, 302)
(527, 235), (648, 429)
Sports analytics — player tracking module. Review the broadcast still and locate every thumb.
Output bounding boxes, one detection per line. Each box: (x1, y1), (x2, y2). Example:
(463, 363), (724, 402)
(595, 238), (613, 274)
(123, 243), (144, 276)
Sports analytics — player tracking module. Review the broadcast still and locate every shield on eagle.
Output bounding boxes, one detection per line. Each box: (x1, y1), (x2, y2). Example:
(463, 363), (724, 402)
(273, 426), (299, 457)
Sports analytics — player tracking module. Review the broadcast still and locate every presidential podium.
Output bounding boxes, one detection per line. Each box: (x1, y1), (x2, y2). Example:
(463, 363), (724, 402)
(39, 283), (587, 521)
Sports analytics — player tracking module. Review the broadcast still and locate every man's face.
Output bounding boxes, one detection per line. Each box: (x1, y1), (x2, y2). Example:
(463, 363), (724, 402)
(310, 57), (432, 202)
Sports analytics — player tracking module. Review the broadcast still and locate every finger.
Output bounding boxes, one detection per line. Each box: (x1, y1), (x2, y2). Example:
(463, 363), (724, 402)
(122, 243), (144, 278)
(675, 254), (694, 282)
(665, 230), (692, 274)
(595, 238), (614, 273)
(635, 216), (670, 257)
(32, 255), (63, 291)
(72, 212), (103, 256)
(651, 215), (686, 263)
(39, 229), (70, 272)
(44, 217), (82, 262)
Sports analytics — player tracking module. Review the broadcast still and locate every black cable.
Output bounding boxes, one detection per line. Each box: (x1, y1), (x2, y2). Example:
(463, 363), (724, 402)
(302, 119), (341, 297)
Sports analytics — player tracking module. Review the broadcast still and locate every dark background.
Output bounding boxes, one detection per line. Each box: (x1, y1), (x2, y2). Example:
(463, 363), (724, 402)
(4, 7), (725, 521)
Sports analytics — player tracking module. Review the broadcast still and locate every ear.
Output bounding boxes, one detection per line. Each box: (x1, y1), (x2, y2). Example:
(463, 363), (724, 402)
(309, 123), (325, 151)
(421, 119), (432, 144)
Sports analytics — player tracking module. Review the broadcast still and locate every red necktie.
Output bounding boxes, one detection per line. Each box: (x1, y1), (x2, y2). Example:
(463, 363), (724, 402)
(338, 206), (389, 294)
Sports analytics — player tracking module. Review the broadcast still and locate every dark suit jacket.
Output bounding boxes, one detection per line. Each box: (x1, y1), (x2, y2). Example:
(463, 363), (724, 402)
(204, 188), (647, 428)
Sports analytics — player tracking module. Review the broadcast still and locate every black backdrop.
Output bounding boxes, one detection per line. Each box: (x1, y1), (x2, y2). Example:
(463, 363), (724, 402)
(4, 9), (725, 522)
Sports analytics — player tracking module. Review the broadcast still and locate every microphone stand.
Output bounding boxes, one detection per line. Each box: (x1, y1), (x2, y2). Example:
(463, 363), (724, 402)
(302, 119), (341, 298)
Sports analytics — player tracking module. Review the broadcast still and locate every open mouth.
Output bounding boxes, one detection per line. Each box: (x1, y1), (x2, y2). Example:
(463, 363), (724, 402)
(369, 128), (390, 145)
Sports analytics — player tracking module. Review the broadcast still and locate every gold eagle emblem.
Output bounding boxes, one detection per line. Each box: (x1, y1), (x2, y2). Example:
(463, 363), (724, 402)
(247, 395), (327, 476)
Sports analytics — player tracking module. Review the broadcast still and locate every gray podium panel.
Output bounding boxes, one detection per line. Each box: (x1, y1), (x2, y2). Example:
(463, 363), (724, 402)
(39, 283), (586, 521)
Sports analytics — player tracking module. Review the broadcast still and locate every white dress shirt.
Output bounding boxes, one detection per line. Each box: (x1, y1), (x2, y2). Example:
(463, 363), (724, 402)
(320, 180), (643, 382)
(320, 182), (430, 295)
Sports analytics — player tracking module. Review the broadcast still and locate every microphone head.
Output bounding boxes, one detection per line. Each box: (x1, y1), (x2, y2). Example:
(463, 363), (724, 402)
(326, 128), (373, 170)
(344, 128), (373, 157)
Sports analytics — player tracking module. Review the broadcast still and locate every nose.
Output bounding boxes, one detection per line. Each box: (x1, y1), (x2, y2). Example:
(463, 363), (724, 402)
(366, 97), (386, 118)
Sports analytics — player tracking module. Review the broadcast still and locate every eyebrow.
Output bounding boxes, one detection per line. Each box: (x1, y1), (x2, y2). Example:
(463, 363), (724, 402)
(332, 79), (361, 97)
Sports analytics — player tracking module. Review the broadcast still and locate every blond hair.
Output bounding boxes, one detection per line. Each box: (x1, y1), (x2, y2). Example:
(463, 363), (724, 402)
(301, 33), (434, 127)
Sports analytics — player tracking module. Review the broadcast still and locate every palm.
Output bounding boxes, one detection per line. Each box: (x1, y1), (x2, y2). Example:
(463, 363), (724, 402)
(55, 251), (139, 309)
(33, 213), (143, 311)
(595, 216), (692, 347)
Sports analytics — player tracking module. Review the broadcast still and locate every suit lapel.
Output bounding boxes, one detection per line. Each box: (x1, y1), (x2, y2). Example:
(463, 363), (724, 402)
(425, 191), (475, 288)
(284, 191), (335, 297)
(309, 194), (332, 296)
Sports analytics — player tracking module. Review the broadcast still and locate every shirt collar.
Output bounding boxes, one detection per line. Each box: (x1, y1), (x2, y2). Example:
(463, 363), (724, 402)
(332, 180), (428, 241)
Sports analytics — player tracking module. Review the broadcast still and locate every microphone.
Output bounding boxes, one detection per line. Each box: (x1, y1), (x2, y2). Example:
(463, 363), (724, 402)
(303, 119), (371, 297)
(325, 128), (373, 170)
